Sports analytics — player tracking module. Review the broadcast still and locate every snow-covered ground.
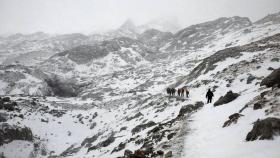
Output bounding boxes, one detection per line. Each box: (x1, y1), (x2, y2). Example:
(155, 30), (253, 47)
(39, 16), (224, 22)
(1, 13), (280, 158)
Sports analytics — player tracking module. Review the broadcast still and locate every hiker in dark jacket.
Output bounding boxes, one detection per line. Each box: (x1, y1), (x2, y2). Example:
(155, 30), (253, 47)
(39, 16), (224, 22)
(167, 88), (171, 96)
(206, 89), (214, 103)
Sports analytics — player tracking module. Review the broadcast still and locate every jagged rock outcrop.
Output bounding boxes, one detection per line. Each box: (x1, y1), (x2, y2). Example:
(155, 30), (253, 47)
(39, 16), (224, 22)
(131, 121), (156, 135)
(0, 123), (33, 145)
(214, 91), (239, 106)
(183, 33), (280, 84)
(223, 113), (244, 127)
(260, 68), (280, 88)
(246, 117), (280, 141)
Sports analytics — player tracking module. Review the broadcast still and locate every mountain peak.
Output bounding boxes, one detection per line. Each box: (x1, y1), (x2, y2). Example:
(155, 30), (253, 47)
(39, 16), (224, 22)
(120, 19), (136, 31)
(255, 11), (280, 24)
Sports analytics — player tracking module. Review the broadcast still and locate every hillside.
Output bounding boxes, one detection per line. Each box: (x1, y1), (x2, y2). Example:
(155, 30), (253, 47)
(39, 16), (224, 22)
(0, 12), (280, 158)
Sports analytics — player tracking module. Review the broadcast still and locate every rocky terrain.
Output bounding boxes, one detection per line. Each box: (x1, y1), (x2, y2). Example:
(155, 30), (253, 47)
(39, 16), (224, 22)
(0, 12), (280, 158)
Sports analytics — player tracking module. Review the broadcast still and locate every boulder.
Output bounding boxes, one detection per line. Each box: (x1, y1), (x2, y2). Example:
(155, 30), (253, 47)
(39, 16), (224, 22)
(214, 91), (239, 106)
(157, 150), (164, 155)
(223, 113), (244, 127)
(260, 68), (280, 88)
(253, 103), (262, 110)
(246, 117), (280, 141)
(271, 58), (279, 62)
(112, 142), (126, 153)
(124, 149), (133, 158)
(0, 113), (8, 122)
(247, 75), (256, 84)
(1, 97), (10, 102)
(0, 123), (33, 145)
(165, 151), (172, 158)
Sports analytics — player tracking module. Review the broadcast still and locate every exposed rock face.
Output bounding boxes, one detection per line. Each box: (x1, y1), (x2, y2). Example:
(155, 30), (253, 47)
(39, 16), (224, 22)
(126, 112), (143, 121)
(0, 123), (33, 145)
(166, 16), (251, 51)
(131, 121), (156, 135)
(253, 103), (262, 110)
(183, 33), (280, 84)
(87, 134), (115, 152)
(223, 113), (244, 127)
(45, 75), (81, 97)
(178, 101), (204, 117)
(260, 68), (280, 88)
(246, 117), (280, 141)
(138, 29), (173, 49)
(214, 91), (239, 106)
(247, 75), (256, 84)
(56, 44), (114, 64)
(0, 97), (19, 111)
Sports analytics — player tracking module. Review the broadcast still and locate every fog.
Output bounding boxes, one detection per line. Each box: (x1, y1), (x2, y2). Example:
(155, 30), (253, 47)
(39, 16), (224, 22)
(0, 0), (279, 34)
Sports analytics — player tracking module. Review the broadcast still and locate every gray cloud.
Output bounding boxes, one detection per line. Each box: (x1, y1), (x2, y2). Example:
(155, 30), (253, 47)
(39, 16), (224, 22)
(0, 0), (279, 34)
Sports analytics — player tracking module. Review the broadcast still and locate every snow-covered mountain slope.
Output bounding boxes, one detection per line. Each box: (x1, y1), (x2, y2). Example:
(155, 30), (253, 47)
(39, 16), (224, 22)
(181, 33), (280, 158)
(0, 65), (51, 96)
(0, 33), (111, 66)
(1, 12), (280, 158)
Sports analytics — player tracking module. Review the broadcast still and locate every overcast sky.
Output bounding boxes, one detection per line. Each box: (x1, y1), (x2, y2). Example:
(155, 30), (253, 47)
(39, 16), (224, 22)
(0, 0), (279, 34)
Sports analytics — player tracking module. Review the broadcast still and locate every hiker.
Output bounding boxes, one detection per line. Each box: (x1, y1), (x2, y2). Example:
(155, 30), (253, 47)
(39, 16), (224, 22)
(185, 88), (189, 98)
(171, 88), (176, 96)
(206, 89), (214, 103)
(177, 88), (181, 96)
(181, 88), (185, 97)
(166, 88), (171, 96)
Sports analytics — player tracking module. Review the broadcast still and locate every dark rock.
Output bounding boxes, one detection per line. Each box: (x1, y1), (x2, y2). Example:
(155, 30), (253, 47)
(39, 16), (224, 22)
(157, 150), (164, 155)
(92, 112), (98, 119)
(247, 75), (256, 84)
(131, 121), (156, 135)
(41, 118), (49, 123)
(60, 145), (82, 157)
(223, 113), (244, 127)
(214, 91), (239, 106)
(124, 149), (133, 158)
(81, 134), (99, 147)
(120, 126), (127, 131)
(0, 113), (8, 122)
(246, 117), (280, 141)
(45, 75), (80, 97)
(0, 123), (33, 145)
(167, 133), (176, 140)
(253, 103), (262, 110)
(271, 58), (279, 62)
(2, 97), (10, 102)
(126, 112), (143, 121)
(112, 142), (126, 153)
(178, 104), (193, 117)
(18, 114), (24, 119)
(165, 151), (172, 158)
(88, 134), (115, 152)
(268, 67), (274, 70)
(260, 68), (280, 88)
(132, 149), (145, 158)
(90, 122), (96, 129)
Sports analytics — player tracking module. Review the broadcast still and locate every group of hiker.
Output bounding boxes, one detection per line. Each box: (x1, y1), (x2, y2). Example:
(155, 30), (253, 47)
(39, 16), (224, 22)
(166, 87), (189, 98)
(166, 87), (214, 103)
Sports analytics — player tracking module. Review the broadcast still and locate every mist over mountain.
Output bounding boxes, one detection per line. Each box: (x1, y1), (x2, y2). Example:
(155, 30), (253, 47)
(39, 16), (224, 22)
(0, 9), (280, 158)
